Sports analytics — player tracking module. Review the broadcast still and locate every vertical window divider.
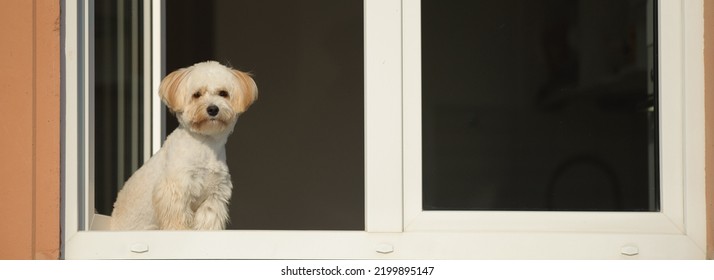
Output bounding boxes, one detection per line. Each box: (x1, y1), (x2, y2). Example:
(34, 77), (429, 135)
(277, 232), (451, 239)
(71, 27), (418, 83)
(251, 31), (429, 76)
(681, 0), (707, 250)
(150, 0), (165, 154)
(62, 0), (82, 245)
(364, 0), (404, 233)
(142, 0), (153, 162)
(402, 0), (421, 230)
(84, 0), (95, 231)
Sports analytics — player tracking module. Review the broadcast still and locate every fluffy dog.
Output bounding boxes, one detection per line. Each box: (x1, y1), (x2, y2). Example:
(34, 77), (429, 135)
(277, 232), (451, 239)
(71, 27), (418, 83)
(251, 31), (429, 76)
(110, 61), (258, 230)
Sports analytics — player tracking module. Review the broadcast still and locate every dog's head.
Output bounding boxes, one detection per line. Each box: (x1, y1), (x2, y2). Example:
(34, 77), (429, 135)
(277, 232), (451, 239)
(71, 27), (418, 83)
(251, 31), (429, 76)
(159, 61), (258, 136)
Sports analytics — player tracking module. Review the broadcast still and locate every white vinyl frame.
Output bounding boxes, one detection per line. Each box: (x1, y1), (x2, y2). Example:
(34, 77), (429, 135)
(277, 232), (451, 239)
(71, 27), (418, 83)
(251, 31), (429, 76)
(62, 0), (706, 259)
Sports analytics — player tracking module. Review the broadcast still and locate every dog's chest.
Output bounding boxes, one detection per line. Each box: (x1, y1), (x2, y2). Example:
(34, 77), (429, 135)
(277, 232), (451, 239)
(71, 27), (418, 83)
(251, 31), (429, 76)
(187, 165), (229, 203)
(163, 134), (231, 209)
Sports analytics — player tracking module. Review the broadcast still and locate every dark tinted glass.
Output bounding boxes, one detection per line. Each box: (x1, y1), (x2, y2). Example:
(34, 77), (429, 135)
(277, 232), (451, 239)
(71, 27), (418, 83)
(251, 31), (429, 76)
(422, 0), (658, 211)
(94, 1), (146, 215)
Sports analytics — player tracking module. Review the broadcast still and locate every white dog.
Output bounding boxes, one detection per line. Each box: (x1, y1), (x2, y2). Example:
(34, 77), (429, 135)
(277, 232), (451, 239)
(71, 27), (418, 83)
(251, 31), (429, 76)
(110, 61), (258, 230)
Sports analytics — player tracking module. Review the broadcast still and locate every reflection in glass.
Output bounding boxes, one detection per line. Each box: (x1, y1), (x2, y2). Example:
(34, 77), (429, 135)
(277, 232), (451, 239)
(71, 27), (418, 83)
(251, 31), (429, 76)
(94, 1), (146, 215)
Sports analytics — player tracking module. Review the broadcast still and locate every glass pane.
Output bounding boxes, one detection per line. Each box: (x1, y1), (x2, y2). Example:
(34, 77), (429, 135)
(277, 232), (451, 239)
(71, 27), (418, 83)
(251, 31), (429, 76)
(422, 0), (658, 211)
(167, 0), (364, 229)
(94, 0), (146, 215)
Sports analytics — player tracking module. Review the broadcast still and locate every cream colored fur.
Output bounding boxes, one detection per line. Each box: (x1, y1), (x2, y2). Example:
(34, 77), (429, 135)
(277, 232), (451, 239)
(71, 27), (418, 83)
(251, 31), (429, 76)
(110, 61), (257, 230)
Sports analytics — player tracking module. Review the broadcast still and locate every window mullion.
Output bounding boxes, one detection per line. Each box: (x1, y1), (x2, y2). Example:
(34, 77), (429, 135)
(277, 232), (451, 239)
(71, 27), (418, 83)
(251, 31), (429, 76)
(364, 0), (403, 233)
(150, 0), (165, 154)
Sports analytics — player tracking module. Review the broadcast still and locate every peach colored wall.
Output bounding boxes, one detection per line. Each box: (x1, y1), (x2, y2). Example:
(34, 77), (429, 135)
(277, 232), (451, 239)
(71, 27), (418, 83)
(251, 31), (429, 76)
(0, 0), (60, 260)
(705, 0), (714, 260)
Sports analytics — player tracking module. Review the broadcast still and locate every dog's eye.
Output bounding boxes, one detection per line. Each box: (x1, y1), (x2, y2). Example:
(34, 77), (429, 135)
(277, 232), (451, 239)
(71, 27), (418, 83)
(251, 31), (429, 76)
(219, 90), (229, 98)
(192, 92), (201, 99)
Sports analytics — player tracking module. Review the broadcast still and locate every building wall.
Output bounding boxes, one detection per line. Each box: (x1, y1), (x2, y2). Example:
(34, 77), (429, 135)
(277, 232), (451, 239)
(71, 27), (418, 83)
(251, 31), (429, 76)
(0, 0), (60, 259)
(0, 1), (710, 259)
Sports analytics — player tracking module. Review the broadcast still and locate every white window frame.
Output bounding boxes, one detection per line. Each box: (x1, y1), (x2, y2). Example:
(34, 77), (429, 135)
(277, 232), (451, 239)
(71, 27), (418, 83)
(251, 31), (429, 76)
(62, 0), (706, 259)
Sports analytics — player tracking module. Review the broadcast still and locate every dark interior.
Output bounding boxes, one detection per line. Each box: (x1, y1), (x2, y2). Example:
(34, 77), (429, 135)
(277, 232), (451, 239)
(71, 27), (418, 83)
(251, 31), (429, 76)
(422, 0), (658, 211)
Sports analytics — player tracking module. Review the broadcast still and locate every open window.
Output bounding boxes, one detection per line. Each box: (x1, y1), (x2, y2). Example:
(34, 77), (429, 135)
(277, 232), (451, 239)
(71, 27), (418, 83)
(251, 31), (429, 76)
(62, 0), (707, 259)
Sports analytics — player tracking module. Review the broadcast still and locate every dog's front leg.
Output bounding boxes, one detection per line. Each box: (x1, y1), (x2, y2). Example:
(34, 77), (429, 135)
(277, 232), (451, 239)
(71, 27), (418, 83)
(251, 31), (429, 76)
(192, 181), (232, 230)
(153, 178), (194, 230)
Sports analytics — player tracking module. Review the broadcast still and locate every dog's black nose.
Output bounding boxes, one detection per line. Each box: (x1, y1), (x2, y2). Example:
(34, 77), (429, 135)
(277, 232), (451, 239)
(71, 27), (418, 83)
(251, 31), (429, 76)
(207, 105), (219, 117)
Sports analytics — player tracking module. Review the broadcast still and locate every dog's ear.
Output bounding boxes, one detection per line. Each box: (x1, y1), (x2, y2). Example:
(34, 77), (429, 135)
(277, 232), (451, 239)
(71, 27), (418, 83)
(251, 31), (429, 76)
(159, 67), (191, 112)
(231, 70), (259, 113)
